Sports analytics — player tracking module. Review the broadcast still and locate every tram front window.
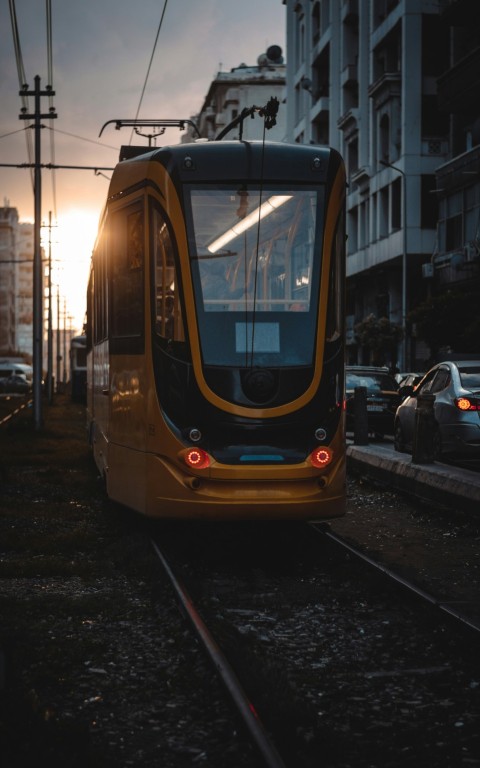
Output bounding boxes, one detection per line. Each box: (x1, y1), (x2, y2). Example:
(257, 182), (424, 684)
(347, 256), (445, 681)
(188, 186), (324, 367)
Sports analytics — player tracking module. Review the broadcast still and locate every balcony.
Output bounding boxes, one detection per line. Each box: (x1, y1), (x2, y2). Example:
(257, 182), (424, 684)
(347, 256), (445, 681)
(368, 72), (401, 110)
(435, 144), (480, 194)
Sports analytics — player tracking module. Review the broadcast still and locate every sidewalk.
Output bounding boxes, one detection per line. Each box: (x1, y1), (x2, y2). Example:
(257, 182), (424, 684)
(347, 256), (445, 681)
(346, 439), (480, 514)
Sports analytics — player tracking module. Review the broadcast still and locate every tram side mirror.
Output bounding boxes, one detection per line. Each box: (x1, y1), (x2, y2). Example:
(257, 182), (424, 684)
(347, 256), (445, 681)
(399, 384), (415, 398)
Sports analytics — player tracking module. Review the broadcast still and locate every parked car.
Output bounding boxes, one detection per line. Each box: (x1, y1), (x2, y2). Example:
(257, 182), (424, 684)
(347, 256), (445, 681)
(0, 373), (31, 394)
(345, 366), (401, 438)
(394, 360), (480, 458)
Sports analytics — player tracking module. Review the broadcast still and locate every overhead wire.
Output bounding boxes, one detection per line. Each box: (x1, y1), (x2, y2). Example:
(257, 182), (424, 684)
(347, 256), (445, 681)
(129, 0), (169, 145)
(8, 0), (34, 189)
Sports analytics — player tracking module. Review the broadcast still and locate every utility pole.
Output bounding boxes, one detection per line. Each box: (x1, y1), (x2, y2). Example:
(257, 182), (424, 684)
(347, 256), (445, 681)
(19, 76), (57, 429)
(46, 211), (54, 404)
(380, 160), (408, 371)
(56, 284), (61, 391)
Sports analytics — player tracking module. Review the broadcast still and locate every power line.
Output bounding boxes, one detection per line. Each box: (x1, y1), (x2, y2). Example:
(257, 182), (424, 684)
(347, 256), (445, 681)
(0, 128), (27, 140)
(129, 0), (169, 145)
(44, 125), (118, 151)
(8, 0), (34, 187)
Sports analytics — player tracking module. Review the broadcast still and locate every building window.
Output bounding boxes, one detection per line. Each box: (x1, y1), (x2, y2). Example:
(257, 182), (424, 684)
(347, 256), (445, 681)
(347, 207), (358, 254)
(421, 175), (438, 230)
(313, 45), (330, 99)
(421, 94), (449, 138)
(312, 1), (320, 45)
(445, 214), (463, 251)
(110, 202), (145, 353)
(391, 177), (401, 230)
(347, 136), (359, 177)
(380, 186), (389, 238)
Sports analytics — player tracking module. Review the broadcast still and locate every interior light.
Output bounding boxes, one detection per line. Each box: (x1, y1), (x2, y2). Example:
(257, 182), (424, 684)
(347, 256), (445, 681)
(184, 447), (210, 469)
(207, 195), (293, 253)
(310, 446), (333, 468)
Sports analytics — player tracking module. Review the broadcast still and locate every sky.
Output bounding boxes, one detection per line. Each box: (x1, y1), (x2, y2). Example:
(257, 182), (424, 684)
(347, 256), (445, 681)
(0, 0), (286, 331)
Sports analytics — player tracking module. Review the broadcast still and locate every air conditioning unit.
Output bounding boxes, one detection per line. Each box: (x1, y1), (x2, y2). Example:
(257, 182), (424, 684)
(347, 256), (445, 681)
(464, 242), (479, 263)
(422, 263), (434, 279)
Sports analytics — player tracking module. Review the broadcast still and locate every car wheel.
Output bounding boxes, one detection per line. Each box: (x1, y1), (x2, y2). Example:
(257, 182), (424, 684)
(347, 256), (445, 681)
(394, 420), (406, 452)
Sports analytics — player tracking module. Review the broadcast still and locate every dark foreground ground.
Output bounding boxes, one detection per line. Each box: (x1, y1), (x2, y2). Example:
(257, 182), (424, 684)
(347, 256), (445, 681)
(1, 394), (479, 766)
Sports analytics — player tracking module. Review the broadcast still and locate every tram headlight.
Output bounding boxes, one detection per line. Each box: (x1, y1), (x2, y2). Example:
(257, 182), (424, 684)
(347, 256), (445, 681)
(309, 446), (333, 468)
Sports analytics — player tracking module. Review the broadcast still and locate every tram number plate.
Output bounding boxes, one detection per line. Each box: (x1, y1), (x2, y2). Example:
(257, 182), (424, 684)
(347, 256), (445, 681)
(367, 405), (383, 411)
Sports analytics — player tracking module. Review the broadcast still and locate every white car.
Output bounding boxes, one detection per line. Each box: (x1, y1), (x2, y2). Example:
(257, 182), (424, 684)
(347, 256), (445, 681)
(394, 360), (480, 458)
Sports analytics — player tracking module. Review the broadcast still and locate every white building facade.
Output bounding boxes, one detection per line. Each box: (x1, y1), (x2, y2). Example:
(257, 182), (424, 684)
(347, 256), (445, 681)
(187, 46), (287, 143)
(0, 207), (20, 354)
(284, 0), (451, 369)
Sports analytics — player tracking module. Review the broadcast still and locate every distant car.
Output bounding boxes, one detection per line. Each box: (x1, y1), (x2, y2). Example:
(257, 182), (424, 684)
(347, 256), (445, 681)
(398, 372), (424, 399)
(345, 366), (401, 438)
(0, 373), (31, 394)
(394, 360), (480, 458)
(396, 371), (424, 387)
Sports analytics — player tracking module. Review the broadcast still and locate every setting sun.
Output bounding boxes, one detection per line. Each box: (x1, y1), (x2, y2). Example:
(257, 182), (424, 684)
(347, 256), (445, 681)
(52, 209), (99, 333)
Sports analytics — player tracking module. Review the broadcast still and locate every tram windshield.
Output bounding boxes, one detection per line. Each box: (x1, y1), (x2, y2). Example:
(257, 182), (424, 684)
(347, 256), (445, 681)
(188, 185), (325, 367)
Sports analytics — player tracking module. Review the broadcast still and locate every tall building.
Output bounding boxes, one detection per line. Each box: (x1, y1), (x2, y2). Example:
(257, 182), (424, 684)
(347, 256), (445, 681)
(16, 223), (34, 357)
(284, 0), (480, 368)
(0, 206), (19, 353)
(432, 0), (480, 339)
(187, 46), (287, 142)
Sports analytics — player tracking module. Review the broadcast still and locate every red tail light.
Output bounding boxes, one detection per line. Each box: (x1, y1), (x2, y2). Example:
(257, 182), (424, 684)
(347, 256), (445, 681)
(310, 446), (333, 468)
(184, 447), (210, 469)
(455, 397), (480, 411)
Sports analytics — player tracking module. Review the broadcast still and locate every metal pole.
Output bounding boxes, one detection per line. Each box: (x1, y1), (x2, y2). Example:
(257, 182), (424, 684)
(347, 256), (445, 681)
(56, 285), (61, 390)
(63, 297), (67, 386)
(47, 211), (53, 403)
(380, 160), (407, 371)
(33, 76), (43, 428)
(19, 76), (57, 428)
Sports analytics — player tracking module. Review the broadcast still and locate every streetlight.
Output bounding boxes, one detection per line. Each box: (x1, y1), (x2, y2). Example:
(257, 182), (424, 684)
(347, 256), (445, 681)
(380, 159), (407, 371)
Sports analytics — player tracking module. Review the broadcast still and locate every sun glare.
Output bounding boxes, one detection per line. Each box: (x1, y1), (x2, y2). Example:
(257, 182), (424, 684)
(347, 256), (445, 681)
(53, 209), (99, 332)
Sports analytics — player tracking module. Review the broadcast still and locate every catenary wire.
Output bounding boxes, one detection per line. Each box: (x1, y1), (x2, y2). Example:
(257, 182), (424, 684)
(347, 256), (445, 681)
(8, 0), (34, 188)
(129, 0), (169, 145)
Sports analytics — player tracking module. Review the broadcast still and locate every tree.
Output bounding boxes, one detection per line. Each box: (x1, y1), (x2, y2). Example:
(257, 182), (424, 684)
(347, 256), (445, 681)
(408, 289), (480, 358)
(354, 314), (403, 366)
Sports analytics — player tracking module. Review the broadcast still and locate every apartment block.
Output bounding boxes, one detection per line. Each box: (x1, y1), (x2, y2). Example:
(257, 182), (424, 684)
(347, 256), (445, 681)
(284, 0), (479, 368)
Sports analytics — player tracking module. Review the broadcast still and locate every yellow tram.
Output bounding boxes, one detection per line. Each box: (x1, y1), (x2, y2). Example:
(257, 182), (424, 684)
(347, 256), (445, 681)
(86, 131), (346, 520)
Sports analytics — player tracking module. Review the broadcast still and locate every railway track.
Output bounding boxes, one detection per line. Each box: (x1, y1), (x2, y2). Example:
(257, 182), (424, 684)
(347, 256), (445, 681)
(0, 396), (31, 427)
(149, 520), (480, 768)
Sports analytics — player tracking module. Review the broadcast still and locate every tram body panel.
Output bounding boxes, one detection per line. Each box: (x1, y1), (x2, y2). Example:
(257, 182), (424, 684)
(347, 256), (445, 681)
(86, 140), (346, 520)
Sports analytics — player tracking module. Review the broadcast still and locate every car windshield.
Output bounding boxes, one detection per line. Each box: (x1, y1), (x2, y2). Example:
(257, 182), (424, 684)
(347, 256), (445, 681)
(459, 366), (480, 391)
(346, 372), (398, 392)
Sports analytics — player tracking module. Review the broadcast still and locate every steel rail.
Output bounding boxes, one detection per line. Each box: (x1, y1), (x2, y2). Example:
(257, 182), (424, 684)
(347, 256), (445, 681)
(150, 538), (287, 768)
(0, 398), (31, 427)
(313, 523), (480, 634)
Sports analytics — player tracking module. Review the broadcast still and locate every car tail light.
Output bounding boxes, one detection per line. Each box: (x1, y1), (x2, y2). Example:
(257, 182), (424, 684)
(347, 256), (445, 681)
(184, 447), (210, 469)
(455, 397), (480, 411)
(310, 446), (333, 468)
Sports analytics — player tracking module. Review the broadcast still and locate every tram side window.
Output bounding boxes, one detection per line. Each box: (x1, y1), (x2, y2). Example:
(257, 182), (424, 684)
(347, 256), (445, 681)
(93, 234), (108, 344)
(152, 203), (183, 342)
(110, 203), (144, 352)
